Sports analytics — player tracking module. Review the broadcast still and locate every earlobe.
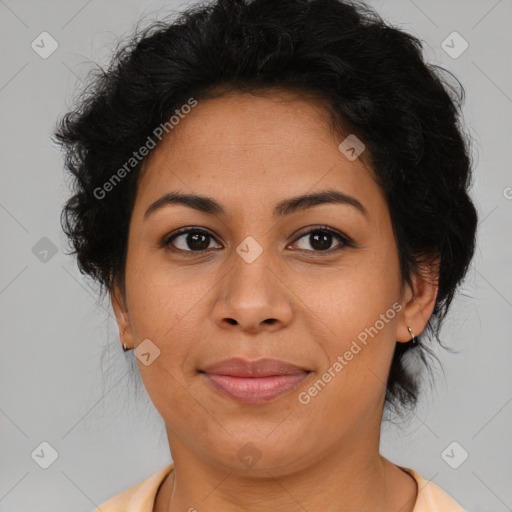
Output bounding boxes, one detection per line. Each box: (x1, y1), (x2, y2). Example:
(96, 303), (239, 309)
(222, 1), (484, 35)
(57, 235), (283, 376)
(396, 263), (439, 343)
(110, 284), (133, 349)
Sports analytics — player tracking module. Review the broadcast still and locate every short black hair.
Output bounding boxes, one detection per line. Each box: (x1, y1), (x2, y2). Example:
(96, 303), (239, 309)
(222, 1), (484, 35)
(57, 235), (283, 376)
(53, 0), (478, 414)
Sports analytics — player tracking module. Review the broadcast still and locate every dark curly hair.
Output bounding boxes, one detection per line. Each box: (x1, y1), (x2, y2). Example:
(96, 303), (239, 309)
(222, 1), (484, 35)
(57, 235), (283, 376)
(53, 0), (478, 415)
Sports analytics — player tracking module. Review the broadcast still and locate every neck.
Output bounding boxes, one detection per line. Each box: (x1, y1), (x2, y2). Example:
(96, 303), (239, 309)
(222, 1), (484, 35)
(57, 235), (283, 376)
(156, 439), (417, 512)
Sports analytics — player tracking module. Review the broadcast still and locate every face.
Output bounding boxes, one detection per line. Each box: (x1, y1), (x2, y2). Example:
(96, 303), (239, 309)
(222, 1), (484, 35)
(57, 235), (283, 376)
(112, 90), (436, 476)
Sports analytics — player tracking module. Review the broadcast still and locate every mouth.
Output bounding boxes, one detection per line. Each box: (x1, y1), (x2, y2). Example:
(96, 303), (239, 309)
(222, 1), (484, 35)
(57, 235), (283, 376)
(199, 357), (312, 404)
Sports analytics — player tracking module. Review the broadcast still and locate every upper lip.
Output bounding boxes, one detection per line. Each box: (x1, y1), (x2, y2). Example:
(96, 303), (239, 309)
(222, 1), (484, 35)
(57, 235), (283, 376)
(200, 357), (310, 377)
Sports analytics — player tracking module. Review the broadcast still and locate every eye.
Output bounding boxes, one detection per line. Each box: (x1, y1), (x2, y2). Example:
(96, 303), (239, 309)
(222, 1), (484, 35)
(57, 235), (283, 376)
(289, 227), (352, 253)
(163, 228), (222, 253)
(162, 226), (353, 255)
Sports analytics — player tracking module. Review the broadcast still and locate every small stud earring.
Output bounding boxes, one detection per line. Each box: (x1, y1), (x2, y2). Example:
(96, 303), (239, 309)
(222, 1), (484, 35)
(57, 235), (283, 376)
(407, 326), (416, 344)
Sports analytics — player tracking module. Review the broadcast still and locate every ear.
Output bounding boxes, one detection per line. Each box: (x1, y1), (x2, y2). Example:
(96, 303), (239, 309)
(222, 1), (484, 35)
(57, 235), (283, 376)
(396, 259), (439, 343)
(110, 281), (134, 350)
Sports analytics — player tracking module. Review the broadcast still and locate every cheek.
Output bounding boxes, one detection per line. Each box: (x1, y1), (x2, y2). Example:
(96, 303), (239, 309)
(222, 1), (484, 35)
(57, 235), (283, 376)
(295, 300), (399, 438)
(303, 250), (401, 342)
(124, 250), (204, 338)
(127, 268), (200, 424)
(296, 251), (401, 407)
(124, 257), (222, 399)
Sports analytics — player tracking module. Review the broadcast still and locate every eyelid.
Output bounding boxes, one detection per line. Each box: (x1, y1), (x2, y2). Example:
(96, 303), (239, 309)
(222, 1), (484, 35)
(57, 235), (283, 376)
(289, 225), (354, 251)
(162, 226), (221, 252)
(162, 225), (355, 253)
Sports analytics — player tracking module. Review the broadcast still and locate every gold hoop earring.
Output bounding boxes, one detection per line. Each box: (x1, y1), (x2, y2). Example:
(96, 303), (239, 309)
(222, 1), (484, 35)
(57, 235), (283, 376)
(121, 329), (132, 352)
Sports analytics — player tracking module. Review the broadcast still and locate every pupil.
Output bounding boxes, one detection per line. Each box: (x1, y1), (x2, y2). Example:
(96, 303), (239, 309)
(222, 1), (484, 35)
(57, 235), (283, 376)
(188, 232), (209, 250)
(311, 232), (331, 251)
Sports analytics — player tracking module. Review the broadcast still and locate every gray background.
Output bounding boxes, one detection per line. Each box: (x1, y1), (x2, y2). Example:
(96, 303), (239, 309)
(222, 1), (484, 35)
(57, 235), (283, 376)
(1, 0), (511, 510)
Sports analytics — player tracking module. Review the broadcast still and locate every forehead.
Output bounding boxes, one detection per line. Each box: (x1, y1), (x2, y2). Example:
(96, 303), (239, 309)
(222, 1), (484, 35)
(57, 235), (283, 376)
(147, 90), (341, 162)
(133, 91), (383, 220)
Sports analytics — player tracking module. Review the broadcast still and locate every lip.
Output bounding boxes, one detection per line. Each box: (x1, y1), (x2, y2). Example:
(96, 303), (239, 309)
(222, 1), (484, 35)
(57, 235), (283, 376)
(201, 357), (310, 377)
(200, 357), (311, 404)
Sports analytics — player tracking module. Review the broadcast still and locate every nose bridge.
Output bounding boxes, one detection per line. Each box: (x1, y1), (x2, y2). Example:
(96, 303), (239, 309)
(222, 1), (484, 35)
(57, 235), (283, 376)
(229, 236), (280, 306)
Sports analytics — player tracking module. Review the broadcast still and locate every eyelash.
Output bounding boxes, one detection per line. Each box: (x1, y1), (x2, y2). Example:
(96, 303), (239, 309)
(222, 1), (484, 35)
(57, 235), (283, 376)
(161, 225), (355, 255)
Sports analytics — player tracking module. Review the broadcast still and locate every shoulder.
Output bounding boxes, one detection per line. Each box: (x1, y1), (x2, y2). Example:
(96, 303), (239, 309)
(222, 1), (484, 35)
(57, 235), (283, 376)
(92, 463), (174, 512)
(402, 467), (468, 512)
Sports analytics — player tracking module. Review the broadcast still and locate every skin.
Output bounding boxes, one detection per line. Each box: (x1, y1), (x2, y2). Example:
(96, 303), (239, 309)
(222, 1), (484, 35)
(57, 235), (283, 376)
(111, 90), (438, 512)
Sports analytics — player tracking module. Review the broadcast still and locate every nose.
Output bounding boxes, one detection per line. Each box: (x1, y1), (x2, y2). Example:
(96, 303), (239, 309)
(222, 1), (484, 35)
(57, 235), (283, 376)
(212, 250), (294, 334)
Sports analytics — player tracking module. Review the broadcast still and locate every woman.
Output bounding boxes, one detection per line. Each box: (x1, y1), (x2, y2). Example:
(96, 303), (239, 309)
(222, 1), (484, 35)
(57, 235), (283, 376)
(54, 0), (477, 510)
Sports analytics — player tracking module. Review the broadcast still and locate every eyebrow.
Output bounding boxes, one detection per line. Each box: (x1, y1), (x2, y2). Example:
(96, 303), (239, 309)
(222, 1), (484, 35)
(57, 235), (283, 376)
(143, 188), (368, 221)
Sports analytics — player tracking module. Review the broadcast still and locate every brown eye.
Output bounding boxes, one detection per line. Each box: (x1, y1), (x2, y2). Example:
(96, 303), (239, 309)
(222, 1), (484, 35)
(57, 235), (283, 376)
(291, 228), (352, 253)
(165, 228), (222, 252)
(162, 226), (353, 255)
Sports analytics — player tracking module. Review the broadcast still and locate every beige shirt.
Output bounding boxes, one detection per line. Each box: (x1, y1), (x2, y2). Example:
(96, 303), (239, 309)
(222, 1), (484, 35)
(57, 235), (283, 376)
(93, 462), (467, 511)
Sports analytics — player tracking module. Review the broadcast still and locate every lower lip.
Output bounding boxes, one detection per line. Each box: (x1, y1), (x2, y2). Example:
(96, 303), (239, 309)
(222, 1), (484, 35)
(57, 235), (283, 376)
(201, 372), (310, 404)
